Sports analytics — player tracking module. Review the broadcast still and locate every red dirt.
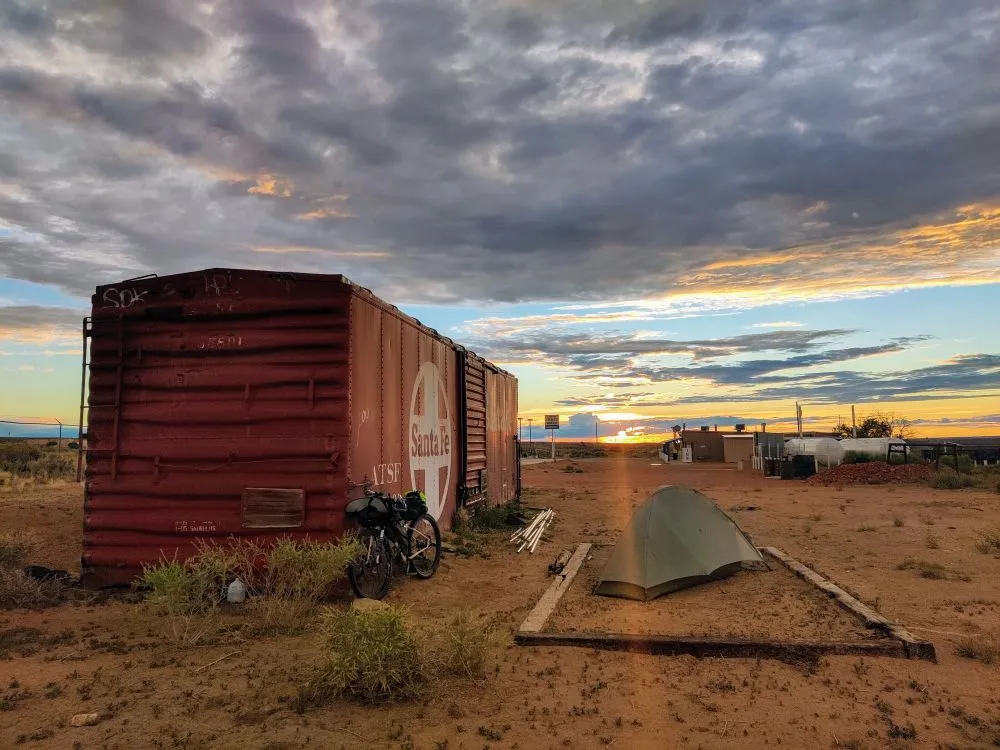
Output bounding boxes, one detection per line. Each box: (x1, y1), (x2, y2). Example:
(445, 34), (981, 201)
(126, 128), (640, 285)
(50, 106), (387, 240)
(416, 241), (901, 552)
(808, 462), (932, 485)
(3, 458), (1000, 749)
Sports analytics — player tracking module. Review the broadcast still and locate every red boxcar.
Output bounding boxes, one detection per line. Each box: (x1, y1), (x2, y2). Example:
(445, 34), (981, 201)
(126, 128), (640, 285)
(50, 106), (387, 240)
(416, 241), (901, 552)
(81, 269), (519, 587)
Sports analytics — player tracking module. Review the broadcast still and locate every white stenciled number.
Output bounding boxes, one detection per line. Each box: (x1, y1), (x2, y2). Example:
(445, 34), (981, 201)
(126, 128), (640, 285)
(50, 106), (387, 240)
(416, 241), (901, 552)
(408, 362), (453, 521)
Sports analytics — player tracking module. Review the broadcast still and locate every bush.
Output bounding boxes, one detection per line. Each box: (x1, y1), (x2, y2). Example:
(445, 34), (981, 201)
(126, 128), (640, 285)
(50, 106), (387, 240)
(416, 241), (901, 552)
(232, 537), (361, 634)
(27, 453), (75, 482)
(0, 531), (36, 570)
(955, 633), (1000, 665)
(931, 471), (976, 490)
(466, 502), (519, 533)
(438, 611), (506, 679)
(45, 441), (57, 448)
(304, 605), (426, 705)
(0, 569), (62, 610)
(139, 536), (361, 641)
(0, 442), (41, 476)
(939, 454), (976, 473)
(974, 530), (1000, 555)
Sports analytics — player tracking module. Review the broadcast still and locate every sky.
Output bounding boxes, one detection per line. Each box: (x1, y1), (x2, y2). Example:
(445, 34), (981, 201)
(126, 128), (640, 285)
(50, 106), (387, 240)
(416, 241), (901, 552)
(0, 0), (999, 440)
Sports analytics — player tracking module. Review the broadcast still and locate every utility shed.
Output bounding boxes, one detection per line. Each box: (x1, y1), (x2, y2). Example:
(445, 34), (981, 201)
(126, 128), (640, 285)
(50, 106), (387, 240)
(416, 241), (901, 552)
(723, 434), (755, 464)
(82, 269), (519, 586)
(680, 430), (725, 462)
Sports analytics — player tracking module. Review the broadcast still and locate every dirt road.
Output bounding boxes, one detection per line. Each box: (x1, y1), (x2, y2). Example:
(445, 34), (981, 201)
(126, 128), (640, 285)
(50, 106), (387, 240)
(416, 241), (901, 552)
(2, 458), (999, 748)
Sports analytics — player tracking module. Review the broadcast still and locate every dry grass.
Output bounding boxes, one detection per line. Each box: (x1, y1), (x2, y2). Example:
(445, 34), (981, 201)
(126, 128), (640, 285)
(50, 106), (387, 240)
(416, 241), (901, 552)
(896, 558), (971, 582)
(0, 568), (63, 610)
(0, 531), (36, 570)
(139, 536), (361, 643)
(0, 531), (62, 609)
(955, 632), (1000, 665)
(973, 529), (1000, 555)
(438, 611), (505, 679)
(303, 605), (427, 705)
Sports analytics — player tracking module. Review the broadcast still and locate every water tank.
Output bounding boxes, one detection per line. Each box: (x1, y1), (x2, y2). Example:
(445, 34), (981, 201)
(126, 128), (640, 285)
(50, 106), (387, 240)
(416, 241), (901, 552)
(784, 438), (844, 469)
(839, 438), (905, 459)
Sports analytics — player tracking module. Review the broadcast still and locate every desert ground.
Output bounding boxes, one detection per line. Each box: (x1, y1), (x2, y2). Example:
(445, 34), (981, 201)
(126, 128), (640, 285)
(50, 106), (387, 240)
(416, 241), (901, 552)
(2, 454), (1000, 749)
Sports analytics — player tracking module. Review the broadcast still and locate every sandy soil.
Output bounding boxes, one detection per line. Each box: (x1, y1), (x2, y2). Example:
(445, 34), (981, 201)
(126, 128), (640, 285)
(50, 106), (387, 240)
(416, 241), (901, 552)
(2, 457), (1000, 749)
(550, 548), (880, 641)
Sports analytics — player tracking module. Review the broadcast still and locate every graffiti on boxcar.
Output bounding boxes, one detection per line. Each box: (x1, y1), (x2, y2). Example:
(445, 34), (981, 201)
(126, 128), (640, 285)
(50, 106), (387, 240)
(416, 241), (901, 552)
(102, 287), (149, 309)
(204, 272), (232, 296)
(196, 335), (244, 350)
(409, 361), (453, 520)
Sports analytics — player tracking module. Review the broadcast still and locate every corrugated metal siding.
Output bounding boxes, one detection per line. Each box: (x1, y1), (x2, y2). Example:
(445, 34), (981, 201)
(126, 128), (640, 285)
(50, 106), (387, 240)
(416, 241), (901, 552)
(83, 271), (352, 586)
(485, 367), (519, 506)
(463, 354), (488, 499)
(346, 291), (460, 523)
(82, 268), (518, 586)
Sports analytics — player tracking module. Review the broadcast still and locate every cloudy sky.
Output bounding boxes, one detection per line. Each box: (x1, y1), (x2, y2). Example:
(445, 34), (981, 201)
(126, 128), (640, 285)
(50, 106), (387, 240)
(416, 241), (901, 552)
(1, 0), (999, 438)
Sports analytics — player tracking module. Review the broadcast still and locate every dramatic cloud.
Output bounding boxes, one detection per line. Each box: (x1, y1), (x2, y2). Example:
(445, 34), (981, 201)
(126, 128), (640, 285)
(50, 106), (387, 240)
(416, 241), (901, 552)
(1, 0), (998, 305)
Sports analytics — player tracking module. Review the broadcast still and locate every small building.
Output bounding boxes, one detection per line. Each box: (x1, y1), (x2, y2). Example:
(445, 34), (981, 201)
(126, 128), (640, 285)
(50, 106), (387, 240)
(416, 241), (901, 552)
(723, 434), (755, 464)
(679, 430), (725, 462)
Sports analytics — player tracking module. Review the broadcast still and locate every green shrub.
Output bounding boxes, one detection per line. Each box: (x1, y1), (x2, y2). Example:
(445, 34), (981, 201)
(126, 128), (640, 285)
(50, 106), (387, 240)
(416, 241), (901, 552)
(467, 502), (519, 532)
(931, 471), (975, 490)
(45, 441), (57, 448)
(0, 531), (36, 570)
(439, 611), (503, 679)
(939, 454), (976, 473)
(26, 453), (75, 482)
(140, 536), (361, 641)
(236, 537), (360, 634)
(67, 441), (79, 450)
(304, 605), (426, 704)
(0, 442), (41, 476)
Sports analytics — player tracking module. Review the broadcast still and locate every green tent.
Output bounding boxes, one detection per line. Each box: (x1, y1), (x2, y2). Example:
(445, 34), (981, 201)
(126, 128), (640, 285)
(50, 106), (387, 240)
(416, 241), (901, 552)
(595, 486), (763, 601)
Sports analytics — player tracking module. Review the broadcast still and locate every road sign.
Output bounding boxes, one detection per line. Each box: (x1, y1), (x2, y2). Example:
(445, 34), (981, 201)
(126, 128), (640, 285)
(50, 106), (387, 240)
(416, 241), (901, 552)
(544, 414), (560, 430)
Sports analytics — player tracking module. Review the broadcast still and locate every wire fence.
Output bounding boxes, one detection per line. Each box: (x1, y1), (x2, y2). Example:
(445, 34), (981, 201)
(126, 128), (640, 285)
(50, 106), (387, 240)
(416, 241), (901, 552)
(0, 419), (83, 441)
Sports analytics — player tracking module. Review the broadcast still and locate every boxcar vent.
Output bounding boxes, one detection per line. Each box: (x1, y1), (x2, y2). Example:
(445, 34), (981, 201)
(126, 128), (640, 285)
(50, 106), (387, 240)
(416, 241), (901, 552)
(242, 488), (305, 529)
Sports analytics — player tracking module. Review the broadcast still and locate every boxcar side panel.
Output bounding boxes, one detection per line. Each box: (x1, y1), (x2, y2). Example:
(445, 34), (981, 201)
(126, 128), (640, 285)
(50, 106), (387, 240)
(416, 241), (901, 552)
(462, 353), (488, 502)
(347, 293), (460, 524)
(83, 270), (352, 586)
(485, 367), (519, 506)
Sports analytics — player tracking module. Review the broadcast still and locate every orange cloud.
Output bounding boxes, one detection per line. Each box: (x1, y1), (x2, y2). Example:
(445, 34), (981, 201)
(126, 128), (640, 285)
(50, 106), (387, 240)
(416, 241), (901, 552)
(248, 174), (294, 198)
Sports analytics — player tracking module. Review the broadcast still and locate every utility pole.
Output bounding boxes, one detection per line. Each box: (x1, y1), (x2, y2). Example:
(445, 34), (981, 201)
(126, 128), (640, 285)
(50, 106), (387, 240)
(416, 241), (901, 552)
(527, 418), (533, 457)
(851, 405), (857, 438)
(796, 402), (803, 438)
(56, 420), (62, 449)
(518, 418), (523, 456)
(595, 416), (599, 445)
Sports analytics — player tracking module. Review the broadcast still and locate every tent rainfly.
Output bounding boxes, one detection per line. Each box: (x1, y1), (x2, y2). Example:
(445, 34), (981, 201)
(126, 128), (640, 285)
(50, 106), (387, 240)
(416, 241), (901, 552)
(595, 486), (763, 601)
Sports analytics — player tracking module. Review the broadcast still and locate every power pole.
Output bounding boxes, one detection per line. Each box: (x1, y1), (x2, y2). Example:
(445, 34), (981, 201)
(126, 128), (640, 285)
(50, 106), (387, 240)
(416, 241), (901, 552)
(796, 402), (803, 438)
(851, 405), (857, 438)
(527, 418), (533, 457)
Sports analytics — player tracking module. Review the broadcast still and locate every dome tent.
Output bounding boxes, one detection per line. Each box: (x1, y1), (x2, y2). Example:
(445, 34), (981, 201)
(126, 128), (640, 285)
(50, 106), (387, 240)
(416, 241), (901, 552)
(595, 486), (763, 601)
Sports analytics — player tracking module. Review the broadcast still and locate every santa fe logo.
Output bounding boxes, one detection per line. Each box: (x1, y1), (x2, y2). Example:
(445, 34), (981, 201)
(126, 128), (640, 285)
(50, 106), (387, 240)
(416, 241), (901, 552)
(409, 362), (453, 520)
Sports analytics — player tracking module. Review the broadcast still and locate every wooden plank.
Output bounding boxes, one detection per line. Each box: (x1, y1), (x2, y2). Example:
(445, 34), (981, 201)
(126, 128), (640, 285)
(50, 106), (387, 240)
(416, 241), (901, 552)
(760, 546), (936, 661)
(514, 632), (908, 660)
(518, 543), (591, 634)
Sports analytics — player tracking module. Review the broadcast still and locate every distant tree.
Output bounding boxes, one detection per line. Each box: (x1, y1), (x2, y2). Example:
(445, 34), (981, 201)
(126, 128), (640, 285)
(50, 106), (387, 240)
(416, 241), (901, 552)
(672, 424), (682, 436)
(834, 411), (914, 439)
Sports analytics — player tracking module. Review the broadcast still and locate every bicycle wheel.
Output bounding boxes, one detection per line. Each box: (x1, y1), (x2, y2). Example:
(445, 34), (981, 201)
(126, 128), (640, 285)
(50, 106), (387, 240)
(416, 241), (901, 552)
(348, 529), (393, 599)
(407, 513), (441, 579)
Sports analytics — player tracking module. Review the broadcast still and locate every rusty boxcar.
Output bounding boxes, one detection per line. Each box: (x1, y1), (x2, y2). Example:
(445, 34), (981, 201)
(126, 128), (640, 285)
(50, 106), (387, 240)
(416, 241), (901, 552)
(81, 269), (519, 586)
